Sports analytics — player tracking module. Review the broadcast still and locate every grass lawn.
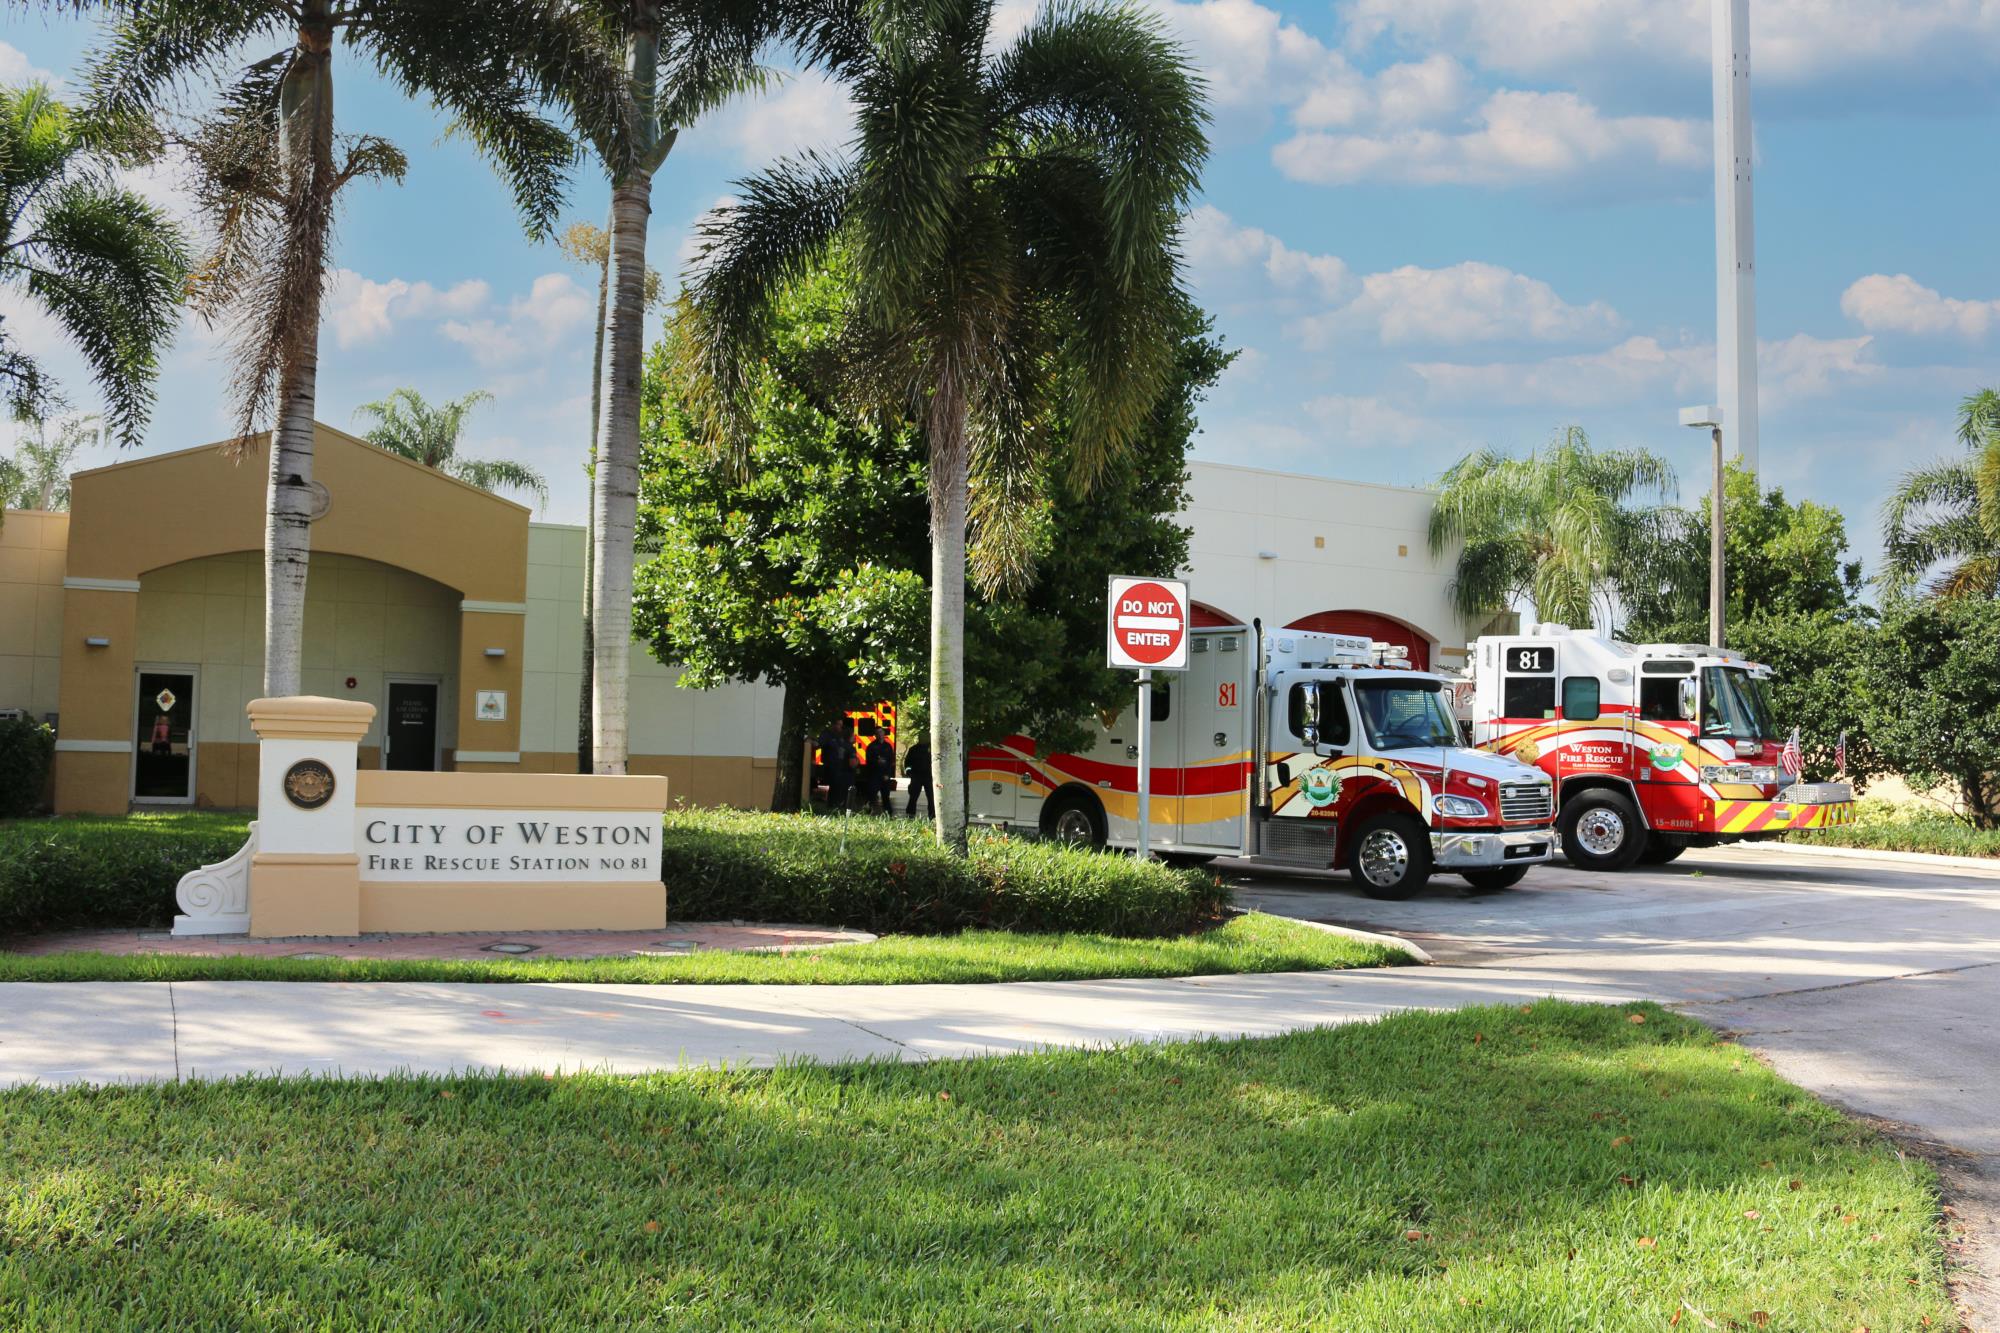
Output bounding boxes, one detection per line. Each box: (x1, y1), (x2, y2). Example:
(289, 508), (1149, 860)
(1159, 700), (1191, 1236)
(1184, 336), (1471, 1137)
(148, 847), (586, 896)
(0, 912), (1403, 984)
(0, 1002), (1950, 1330)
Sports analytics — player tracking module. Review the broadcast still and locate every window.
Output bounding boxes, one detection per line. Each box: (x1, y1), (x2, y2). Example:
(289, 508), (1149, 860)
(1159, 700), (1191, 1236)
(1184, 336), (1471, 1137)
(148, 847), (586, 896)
(1638, 677), (1682, 722)
(1285, 682), (1350, 747)
(1151, 681), (1172, 723)
(1561, 676), (1600, 722)
(1502, 675), (1555, 719)
(1354, 680), (1457, 750)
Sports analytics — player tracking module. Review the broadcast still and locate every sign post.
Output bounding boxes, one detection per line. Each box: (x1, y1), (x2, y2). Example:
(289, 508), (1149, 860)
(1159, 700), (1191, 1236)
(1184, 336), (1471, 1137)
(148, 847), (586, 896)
(1107, 576), (1190, 860)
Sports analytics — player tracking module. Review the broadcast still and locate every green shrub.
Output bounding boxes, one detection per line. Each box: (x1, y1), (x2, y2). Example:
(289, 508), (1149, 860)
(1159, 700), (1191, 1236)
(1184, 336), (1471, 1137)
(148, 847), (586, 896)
(661, 809), (1228, 936)
(0, 814), (251, 934)
(1791, 797), (2000, 858)
(0, 717), (55, 817)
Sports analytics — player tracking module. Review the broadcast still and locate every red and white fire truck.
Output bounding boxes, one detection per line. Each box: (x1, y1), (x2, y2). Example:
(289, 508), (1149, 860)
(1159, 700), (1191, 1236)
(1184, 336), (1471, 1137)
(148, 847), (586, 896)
(1462, 625), (1857, 870)
(968, 622), (1556, 899)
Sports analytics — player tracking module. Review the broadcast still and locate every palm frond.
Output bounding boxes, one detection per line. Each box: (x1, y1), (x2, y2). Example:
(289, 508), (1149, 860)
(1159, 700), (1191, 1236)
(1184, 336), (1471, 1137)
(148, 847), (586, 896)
(450, 456), (550, 509)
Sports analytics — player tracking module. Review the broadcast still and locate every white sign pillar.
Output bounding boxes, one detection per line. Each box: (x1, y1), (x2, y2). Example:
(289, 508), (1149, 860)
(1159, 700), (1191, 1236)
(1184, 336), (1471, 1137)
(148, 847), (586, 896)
(1712, 0), (1759, 477)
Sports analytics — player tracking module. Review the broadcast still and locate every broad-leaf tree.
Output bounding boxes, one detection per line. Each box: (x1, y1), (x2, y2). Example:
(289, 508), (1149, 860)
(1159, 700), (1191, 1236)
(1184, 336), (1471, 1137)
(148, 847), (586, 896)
(678, 0), (1207, 849)
(1428, 427), (1691, 632)
(1622, 460), (1866, 643)
(355, 387), (548, 509)
(1862, 595), (2000, 827)
(85, 1), (627, 696)
(1881, 388), (2000, 599)
(636, 262), (1221, 810)
(0, 84), (187, 446)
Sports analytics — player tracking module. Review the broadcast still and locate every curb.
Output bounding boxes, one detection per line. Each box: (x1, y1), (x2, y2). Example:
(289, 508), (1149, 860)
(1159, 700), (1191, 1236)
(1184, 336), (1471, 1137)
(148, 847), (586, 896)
(1235, 908), (1434, 965)
(1743, 840), (2000, 874)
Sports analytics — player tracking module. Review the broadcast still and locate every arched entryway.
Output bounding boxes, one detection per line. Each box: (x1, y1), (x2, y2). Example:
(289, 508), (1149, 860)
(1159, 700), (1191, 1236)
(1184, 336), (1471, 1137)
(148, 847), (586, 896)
(1285, 610), (1434, 671)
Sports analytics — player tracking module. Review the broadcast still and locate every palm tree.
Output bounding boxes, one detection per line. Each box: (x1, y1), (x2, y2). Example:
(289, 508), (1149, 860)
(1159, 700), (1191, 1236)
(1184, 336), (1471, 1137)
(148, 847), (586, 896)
(84, 1), (627, 697)
(2, 411), (101, 510)
(679, 0), (1207, 850)
(355, 387), (549, 509)
(1882, 389), (2000, 599)
(1428, 427), (1689, 631)
(0, 84), (188, 447)
(566, 2), (831, 777)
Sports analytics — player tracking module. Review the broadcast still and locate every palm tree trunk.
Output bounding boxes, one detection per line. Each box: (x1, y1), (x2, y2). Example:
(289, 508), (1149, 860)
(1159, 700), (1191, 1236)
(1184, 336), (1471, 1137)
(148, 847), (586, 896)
(928, 378), (970, 853)
(577, 230), (608, 773)
(263, 10), (335, 699)
(590, 173), (652, 775)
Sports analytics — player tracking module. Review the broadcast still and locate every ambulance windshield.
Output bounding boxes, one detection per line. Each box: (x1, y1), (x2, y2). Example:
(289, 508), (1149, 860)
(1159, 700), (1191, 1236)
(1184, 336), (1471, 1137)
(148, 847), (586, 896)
(1699, 666), (1776, 741)
(1354, 680), (1459, 751)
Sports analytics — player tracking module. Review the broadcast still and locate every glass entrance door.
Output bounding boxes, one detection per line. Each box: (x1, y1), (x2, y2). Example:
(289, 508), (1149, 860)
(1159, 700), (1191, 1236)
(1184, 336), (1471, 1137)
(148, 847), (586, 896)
(385, 680), (440, 771)
(133, 669), (196, 802)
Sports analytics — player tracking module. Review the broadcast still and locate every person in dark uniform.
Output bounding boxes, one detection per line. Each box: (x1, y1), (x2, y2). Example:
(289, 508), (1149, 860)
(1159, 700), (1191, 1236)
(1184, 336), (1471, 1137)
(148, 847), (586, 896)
(903, 737), (933, 820)
(865, 731), (897, 814)
(820, 722), (855, 813)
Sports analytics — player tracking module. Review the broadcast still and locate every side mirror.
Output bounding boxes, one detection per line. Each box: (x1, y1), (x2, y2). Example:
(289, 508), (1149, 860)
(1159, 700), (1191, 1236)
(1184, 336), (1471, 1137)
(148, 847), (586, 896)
(1678, 678), (1698, 721)
(1300, 724), (1318, 747)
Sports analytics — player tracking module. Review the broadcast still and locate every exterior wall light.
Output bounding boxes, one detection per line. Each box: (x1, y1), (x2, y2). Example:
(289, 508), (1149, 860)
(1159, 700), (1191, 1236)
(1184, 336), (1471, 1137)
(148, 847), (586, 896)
(484, 647), (507, 658)
(84, 636), (111, 648)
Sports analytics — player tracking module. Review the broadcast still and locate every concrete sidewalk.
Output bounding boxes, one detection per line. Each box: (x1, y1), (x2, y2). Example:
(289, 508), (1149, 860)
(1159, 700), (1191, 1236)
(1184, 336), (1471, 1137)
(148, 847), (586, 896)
(0, 965), (1643, 1086)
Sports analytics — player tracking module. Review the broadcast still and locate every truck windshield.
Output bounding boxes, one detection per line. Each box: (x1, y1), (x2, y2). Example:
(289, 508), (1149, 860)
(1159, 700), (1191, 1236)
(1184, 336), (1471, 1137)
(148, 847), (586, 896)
(1699, 666), (1776, 740)
(1354, 680), (1459, 750)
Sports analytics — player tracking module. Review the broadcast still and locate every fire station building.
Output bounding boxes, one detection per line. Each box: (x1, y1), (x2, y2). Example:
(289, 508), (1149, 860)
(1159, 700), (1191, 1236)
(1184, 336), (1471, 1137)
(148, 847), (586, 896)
(0, 424), (1485, 813)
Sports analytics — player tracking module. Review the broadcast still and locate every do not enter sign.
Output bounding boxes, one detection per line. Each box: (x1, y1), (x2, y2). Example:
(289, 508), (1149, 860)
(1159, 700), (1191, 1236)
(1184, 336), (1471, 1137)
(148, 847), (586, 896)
(1107, 576), (1190, 671)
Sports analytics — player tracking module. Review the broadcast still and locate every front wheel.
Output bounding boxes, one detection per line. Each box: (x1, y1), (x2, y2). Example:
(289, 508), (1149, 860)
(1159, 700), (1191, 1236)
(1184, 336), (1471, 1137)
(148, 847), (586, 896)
(1462, 865), (1528, 893)
(1347, 812), (1433, 900)
(1559, 789), (1645, 872)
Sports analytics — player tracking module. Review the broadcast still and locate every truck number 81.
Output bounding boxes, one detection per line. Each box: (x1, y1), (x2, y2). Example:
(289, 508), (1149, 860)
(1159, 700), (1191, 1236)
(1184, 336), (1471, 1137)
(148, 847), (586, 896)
(1218, 682), (1237, 708)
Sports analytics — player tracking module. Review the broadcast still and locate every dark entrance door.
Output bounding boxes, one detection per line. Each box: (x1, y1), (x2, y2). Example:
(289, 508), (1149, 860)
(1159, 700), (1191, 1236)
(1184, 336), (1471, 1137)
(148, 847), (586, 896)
(386, 681), (439, 771)
(133, 669), (195, 800)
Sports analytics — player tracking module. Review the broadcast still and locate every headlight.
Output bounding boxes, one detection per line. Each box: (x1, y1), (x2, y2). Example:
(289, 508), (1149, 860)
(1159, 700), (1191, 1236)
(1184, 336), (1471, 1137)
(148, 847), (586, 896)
(1433, 794), (1489, 819)
(1701, 764), (1781, 784)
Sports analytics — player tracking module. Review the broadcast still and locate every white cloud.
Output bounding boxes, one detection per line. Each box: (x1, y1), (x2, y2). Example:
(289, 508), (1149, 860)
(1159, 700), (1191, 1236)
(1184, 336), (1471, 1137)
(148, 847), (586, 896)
(1841, 273), (2000, 340)
(1303, 393), (1431, 446)
(1412, 333), (1876, 408)
(1274, 89), (1705, 188)
(706, 71), (853, 162)
(0, 41), (58, 87)
(1182, 204), (1350, 303)
(1140, 0), (1334, 111)
(324, 270), (490, 348)
(442, 273), (592, 368)
(1300, 260), (1621, 346)
(1336, 0), (2000, 89)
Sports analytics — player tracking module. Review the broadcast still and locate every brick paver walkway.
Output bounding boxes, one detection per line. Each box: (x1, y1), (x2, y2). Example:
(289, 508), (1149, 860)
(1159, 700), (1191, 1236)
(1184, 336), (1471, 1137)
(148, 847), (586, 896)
(6, 922), (875, 961)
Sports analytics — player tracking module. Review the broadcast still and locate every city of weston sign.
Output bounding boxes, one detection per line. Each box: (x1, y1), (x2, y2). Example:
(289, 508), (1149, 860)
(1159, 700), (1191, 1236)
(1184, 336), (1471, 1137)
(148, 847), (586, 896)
(173, 697), (670, 937)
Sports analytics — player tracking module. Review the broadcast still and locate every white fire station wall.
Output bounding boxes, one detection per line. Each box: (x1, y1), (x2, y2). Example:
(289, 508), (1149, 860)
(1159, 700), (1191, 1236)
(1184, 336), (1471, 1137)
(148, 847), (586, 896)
(1179, 462), (1467, 665)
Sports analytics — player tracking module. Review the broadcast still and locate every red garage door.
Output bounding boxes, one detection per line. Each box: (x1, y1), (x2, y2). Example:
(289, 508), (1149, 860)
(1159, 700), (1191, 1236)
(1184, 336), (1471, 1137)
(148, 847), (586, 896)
(1284, 610), (1432, 671)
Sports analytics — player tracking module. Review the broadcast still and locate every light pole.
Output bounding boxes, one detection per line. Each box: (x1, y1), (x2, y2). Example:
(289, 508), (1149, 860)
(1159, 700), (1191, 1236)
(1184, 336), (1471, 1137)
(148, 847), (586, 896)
(1681, 405), (1727, 647)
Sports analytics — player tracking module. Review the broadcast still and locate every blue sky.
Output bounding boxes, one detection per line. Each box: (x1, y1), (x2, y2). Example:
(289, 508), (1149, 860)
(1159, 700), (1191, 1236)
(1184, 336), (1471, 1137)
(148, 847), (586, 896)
(6, 2), (1997, 577)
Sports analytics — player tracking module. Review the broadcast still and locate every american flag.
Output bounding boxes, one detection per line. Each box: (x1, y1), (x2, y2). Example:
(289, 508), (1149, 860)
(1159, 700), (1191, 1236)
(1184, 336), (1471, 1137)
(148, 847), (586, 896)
(1780, 726), (1804, 780)
(1835, 730), (1847, 777)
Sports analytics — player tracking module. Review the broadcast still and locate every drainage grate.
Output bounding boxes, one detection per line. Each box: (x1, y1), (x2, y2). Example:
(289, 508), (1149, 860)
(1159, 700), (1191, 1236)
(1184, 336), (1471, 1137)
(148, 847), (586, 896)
(482, 942), (539, 955)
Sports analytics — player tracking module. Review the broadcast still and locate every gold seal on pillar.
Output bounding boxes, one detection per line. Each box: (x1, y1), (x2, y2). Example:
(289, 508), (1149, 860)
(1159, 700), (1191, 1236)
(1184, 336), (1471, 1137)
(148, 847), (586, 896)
(283, 759), (336, 810)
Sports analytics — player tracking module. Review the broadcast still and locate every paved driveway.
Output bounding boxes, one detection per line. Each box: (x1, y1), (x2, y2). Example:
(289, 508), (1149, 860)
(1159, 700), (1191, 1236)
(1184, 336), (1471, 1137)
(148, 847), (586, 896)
(1231, 842), (2000, 1324)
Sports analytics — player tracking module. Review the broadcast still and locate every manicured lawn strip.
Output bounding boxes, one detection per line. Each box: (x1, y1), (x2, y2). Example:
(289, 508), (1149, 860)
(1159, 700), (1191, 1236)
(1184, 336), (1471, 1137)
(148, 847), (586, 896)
(0, 912), (1402, 984)
(0, 1003), (1949, 1330)
(1792, 815), (2000, 858)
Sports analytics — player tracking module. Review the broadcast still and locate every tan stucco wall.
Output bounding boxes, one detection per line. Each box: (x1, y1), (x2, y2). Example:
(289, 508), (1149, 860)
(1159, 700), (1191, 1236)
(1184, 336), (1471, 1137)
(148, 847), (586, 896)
(0, 510), (66, 720)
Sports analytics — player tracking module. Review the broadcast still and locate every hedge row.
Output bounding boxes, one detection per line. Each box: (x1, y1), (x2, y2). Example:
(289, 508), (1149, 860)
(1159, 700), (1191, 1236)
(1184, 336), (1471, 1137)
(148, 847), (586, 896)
(660, 810), (1229, 937)
(0, 814), (252, 934)
(0, 810), (1228, 939)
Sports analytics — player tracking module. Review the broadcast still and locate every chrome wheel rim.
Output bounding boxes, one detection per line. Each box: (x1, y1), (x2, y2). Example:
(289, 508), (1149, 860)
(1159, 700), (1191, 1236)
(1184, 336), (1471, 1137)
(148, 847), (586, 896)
(1576, 807), (1627, 857)
(1052, 807), (1095, 846)
(1358, 828), (1410, 888)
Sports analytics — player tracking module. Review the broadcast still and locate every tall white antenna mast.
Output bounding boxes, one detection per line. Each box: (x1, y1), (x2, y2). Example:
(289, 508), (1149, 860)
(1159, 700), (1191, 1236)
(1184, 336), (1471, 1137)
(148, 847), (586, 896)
(1712, 0), (1758, 477)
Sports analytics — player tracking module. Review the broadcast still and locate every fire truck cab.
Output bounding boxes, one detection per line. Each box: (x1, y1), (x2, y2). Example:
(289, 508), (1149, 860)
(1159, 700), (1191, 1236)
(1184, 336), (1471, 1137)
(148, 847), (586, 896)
(1464, 625), (1857, 870)
(968, 622), (1556, 899)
